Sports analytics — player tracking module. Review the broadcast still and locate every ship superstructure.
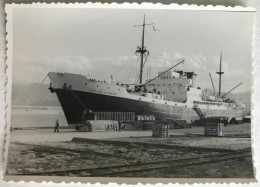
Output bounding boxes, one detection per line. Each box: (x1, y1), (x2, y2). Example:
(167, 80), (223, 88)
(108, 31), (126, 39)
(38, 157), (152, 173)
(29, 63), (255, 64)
(48, 16), (248, 126)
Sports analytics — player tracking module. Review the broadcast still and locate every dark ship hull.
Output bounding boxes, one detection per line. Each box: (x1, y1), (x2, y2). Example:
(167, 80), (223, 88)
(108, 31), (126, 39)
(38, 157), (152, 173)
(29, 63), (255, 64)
(53, 87), (247, 125)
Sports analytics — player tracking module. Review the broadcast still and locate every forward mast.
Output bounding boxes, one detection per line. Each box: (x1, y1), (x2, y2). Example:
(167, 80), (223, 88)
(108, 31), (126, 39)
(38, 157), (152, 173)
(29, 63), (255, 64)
(135, 15), (153, 84)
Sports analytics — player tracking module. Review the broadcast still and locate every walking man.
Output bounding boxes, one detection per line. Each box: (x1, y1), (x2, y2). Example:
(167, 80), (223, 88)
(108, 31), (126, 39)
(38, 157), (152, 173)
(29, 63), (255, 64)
(54, 119), (59, 133)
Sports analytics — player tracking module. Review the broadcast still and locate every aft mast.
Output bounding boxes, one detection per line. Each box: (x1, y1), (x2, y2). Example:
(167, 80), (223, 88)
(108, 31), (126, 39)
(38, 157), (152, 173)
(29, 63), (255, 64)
(135, 15), (153, 84)
(216, 51), (224, 97)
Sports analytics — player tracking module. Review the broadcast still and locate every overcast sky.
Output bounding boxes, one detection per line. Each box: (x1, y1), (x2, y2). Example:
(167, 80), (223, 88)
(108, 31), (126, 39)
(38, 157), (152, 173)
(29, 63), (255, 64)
(12, 7), (254, 93)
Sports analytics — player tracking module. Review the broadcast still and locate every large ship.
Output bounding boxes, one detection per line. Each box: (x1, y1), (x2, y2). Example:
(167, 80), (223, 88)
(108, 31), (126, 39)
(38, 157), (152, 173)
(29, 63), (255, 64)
(48, 16), (248, 127)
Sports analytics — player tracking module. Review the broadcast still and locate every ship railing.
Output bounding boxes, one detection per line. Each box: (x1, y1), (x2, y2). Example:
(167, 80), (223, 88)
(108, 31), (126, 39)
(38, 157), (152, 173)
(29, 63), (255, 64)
(88, 78), (128, 88)
(88, 78), (108, 84)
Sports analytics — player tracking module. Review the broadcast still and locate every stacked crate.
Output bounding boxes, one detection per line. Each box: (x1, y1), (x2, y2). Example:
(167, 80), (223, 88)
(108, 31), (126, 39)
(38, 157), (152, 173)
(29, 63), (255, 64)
(105, 123), (119, 131)
(135, 115), (156, 121)
(143, 121), (155, 130)
(204, 123), (224, 137)
(92, 112), (135, 121)
(152, 124), (169, 138)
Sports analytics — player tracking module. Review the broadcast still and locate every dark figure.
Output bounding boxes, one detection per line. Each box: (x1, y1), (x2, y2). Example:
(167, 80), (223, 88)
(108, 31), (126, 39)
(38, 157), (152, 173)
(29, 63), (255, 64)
(118, 121), (121, 132)
(54, 119), (59, 133)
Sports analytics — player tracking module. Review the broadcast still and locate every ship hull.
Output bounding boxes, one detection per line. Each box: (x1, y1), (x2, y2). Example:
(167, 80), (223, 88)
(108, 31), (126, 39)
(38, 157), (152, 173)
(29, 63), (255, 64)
(54, 88), (247, 125)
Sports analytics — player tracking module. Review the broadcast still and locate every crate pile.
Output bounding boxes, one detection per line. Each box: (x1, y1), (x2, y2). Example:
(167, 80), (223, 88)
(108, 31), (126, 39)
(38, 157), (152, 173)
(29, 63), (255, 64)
(90, 112), (135, 121)
(152, 124), (169, 138)
(135, 115), (155, 121)
(105, 123), (119, 131)
(204, 123), (224, 137)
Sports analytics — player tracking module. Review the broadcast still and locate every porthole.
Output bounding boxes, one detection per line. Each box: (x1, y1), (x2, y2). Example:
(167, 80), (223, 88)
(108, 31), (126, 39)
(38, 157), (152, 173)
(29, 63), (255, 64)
(97, 85), (99, 87)
(85, 83), (87, 85)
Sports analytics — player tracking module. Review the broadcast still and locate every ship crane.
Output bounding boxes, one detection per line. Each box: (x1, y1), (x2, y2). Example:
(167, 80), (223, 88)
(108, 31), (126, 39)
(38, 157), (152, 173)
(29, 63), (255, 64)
(134, 60), (184, 92)
(209, 73), (216, 96)
(144, 60), (185, 86)
(221, 82), (242, 98)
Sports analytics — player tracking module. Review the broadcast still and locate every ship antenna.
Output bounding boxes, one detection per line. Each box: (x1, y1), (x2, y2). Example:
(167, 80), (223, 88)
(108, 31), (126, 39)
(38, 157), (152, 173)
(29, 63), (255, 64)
(216, 51), (224, 97)
(134, 15), (153, 84)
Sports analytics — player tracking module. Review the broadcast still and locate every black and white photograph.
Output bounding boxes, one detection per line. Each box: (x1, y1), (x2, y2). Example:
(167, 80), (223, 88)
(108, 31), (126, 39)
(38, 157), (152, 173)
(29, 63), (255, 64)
(4, 3), (255, 181)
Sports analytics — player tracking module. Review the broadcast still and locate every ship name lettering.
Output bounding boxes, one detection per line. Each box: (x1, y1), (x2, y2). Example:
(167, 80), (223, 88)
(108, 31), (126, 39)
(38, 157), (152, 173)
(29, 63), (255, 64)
(104, 91), (117, 96)
(89, 89), (117, 96)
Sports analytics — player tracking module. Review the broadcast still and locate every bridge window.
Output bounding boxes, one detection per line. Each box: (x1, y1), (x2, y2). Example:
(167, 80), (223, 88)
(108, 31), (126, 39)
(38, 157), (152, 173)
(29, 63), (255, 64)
(163, 84), (165, 86)
(85, 83), (87, 85)
(172, 92), (175, 94)
(97, 85), (99, 87)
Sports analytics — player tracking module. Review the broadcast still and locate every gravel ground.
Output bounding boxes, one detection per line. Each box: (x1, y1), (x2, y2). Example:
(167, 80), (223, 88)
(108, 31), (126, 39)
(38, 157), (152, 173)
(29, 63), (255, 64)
(6, 123), (254, 178)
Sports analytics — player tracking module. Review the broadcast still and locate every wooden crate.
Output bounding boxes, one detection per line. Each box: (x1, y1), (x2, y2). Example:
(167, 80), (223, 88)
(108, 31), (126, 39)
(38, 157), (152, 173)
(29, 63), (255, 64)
(152, 124), (169, 138)
(204, 123), (224, 137)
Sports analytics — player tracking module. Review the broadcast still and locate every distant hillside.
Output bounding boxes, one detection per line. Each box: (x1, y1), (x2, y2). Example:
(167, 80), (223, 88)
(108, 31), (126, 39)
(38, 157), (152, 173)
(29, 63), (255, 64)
(12, 83), (60, 106)
(203, 88), (251, 109)
(227, 91), (251, 105)
(227, 91), (251, 110)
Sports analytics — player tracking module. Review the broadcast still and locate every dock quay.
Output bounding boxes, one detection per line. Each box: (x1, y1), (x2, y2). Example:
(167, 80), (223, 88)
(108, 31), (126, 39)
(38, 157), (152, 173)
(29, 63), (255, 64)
(7, 123), (254, 178)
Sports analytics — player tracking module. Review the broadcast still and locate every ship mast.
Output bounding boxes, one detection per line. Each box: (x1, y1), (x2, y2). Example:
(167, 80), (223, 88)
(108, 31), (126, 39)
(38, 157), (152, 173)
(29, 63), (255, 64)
(216, 51), (224, 97)
(135, 15), (153, 84)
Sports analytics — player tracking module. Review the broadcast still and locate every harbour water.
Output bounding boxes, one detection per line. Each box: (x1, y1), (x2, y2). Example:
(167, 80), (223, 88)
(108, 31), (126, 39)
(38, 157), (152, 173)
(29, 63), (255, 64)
(11, 105), (67, 128)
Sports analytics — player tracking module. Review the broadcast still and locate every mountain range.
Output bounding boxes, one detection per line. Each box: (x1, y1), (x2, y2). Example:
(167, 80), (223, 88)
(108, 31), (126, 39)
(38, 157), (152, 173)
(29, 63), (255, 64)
(12, 83), (60, 106)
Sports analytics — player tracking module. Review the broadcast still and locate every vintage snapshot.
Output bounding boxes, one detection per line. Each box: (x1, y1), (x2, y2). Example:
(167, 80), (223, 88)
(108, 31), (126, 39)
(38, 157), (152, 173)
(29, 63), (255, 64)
(4, 3), (255, 183)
